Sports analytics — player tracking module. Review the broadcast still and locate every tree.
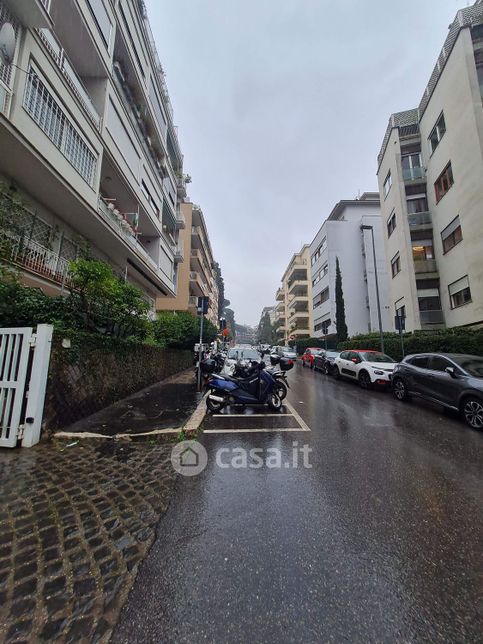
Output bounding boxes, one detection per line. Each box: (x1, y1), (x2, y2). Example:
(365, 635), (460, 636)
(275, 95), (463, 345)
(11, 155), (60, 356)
(213, 261), (225, 322)
(224, 307), (236, 340)
(152, 310), (218, 349)
(335, 256), (348, 342)
(258, 312), (274, 344)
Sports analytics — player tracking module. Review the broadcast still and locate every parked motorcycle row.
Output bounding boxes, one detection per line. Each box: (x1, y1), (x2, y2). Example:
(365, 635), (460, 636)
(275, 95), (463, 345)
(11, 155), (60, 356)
(197, 346), (295, 413)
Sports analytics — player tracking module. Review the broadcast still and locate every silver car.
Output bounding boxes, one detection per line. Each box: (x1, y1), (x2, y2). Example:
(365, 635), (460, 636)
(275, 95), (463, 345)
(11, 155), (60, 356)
(392, 353), (483, 430)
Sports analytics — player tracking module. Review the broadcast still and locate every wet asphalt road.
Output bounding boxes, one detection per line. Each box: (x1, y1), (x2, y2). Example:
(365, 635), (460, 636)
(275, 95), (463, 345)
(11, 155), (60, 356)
(114, 364), (483, 643)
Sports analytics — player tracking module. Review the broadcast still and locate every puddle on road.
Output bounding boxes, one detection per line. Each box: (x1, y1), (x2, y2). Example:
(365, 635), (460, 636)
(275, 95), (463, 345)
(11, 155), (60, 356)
(95, 442), (135, 462)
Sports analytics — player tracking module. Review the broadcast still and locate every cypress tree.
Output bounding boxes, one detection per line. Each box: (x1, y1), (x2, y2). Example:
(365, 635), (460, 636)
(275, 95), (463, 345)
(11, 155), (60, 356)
(335, 256), (348, 342)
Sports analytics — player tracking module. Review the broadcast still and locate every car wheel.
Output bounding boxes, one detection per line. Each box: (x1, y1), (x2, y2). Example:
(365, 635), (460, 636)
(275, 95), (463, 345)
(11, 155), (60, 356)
(324, 363), (330, 375)
(393, 377), (409, 402)
(358, 370), (373, 390)
(461, 396), (483, 430)
(302, 360), (305, 368)
(310, 361), (314, 370)
(334, 366), (341, 380)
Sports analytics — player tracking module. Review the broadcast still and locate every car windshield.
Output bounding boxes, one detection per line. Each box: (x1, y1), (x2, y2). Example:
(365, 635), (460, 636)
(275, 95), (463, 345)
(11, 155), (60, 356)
(227, 349), (260, 361)
(451, 356), (483, 378)
(326, 351), (339, 358)
(282, 347), (294, 352)
(361, 352), (394, 363)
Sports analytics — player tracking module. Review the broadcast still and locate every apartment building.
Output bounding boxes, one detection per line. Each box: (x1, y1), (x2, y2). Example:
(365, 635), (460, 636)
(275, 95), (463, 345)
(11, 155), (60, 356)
(377, 1), (483, 331)
(0, 0), (186, 316)
(157, 202), (219, 326)
(275, 245), (313, 343)
(310, 193), (391, 340)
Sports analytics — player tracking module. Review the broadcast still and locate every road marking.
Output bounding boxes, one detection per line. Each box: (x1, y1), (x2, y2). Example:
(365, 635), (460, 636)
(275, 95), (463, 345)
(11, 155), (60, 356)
(203, 427), (309, 434)
(212, 413), (293, 417)
(283, 400), (311, 432)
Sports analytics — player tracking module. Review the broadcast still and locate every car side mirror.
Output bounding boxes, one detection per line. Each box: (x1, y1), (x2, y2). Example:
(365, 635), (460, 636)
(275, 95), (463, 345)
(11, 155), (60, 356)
(445, 366), (457, 378)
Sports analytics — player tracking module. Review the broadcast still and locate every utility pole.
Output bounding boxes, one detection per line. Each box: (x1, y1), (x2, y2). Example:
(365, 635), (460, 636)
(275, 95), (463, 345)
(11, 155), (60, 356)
(361, 225), (384, 354)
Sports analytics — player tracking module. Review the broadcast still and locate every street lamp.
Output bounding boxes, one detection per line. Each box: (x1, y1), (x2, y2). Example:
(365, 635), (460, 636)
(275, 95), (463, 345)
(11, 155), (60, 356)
(360, 224), (384, 354)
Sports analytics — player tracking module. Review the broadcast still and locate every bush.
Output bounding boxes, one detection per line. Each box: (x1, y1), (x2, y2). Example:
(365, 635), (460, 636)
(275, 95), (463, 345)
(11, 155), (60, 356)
(337, 329), (483, 362)
(151, 310), (218, 350)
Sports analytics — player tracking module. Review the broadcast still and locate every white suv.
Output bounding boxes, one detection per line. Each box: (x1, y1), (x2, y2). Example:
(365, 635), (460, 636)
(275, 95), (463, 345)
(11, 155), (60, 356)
(334, 350), (397, 389)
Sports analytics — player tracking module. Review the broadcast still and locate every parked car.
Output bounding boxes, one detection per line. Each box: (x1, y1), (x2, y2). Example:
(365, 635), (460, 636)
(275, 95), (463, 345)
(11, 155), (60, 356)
(392, 353), (483, 430)
(301, 348), (323, 368)
(274, 346), (298, 360)
(222, 347), (262, 375)
(334, 350), (397, 388)
(314, 350), (340, 375)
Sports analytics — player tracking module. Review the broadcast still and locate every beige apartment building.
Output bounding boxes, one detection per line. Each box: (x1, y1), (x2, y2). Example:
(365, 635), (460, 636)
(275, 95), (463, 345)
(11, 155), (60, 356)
(157, 202), (219, 326)
(274, 245), (313, 343)
(0, 0), (186, 317)
(377, 1), (483, 332)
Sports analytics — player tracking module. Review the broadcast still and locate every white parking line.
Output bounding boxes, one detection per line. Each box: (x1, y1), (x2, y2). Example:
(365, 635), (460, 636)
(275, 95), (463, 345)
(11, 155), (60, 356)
(212, 413), (293, 418)
(203, 427), (309, 434)
(283, 400), (311, 432)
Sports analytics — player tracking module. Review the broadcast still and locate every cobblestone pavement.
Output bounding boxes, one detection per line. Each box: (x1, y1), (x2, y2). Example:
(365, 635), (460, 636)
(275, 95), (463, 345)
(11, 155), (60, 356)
(0, 438), (177, 643)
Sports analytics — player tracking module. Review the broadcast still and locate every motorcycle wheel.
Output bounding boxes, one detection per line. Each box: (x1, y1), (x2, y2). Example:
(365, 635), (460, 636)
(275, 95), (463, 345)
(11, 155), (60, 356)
(206, 394), (224, 413)
(268, 392), (282, 411)
(275, 381), (287, 400)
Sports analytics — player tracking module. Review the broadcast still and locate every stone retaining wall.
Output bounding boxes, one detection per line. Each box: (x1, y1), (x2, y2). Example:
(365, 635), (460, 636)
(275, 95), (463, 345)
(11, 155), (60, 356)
(43, 331), (192, 431)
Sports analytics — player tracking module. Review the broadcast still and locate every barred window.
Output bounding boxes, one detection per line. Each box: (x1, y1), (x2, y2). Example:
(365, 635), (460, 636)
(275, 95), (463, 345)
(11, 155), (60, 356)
(23, 70), (97, 186)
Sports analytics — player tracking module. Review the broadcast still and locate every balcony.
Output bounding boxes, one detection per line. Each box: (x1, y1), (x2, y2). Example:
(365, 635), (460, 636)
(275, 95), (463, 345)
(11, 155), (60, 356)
(275, 301), (285, 312)
(4, 0), (52, 28)
(288, 279), (309, 295)
(38, 29), (101, 129)
(2, 232), (72, 289)
(189, 270), (209, 297)
(276, 287), (284, 301)
(175, 208), (185, 230)
(408, 211), (432, 229)
(288, 265), (308, 282)
(190, 248), (211, 281)
(97, 196), (162, 274)
(176, 173), (187, 198)
(414, 259), (438, 274)
(419, 310), (445, 326)
(289, 310), (309, 323)
(403, 166), (425, 182)
(173, 239), (184, 263)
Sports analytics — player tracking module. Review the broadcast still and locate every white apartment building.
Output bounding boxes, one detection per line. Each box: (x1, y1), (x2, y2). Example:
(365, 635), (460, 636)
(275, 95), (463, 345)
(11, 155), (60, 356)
(377, 1), (483, 331)
(0, 0), (186, 315)
(310, 193), (392, 340)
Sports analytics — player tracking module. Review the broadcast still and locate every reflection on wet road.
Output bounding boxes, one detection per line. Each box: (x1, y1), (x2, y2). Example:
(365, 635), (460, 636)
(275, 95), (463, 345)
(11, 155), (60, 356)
(114, 364), (483, 643)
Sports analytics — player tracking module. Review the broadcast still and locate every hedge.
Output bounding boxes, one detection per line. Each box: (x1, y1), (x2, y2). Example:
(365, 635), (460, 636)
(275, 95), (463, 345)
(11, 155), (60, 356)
(337, 329), (483, 362)
(291, 336), (339, 355)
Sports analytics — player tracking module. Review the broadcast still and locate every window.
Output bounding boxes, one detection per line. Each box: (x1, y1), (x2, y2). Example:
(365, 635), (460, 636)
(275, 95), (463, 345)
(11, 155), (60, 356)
(311, 237), (326, 265)
(313, 287), (329, 308)
(391, 252), (401, 278)
(406, 195), (428, 214)
(448, 275), (472, 309)
(312, 262), (329, 287)
(409, 356), (429, 369)
(322, 262), (328, 277)
(412, 240), (434, 262)
(429, 356), (452, 372)
(434, 162), (454, 202)
(401, 153), (423, 181)
(429, 113), (446, 154)
(395, 304), (405, 320)
(23, 70), (97, 186)
(383, 171), (392, 198)
(141, 180), (160, 216)
(85, 0), (112, 48)
(441, 216), (463, 253)
(387, 211), (396, 237)
(314, 318), (331, 334)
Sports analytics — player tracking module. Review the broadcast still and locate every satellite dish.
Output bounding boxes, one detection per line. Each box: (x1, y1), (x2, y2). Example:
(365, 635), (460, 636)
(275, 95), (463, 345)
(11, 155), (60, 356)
(0, 22), (16, 66)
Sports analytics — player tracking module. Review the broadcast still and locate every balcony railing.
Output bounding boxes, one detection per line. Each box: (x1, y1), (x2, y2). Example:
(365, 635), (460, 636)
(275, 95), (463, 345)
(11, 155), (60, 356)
(175, 208), (185, 229)
(408, 211), (432, 227)
(414, 259), (437, 274)
(38, 29), (101, 129)
(2, 233), (72, 288)
(97, 197), (164, 273)
(420, 310), (445, 325)
(173, 239), (184, 262)
(403, 166), (425, 181)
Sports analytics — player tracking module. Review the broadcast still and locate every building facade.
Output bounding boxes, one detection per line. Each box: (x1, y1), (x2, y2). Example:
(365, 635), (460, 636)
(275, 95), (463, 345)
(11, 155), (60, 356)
(310, 193), (391, 340)
(377, 2), (483, 331)
(0, 0), (186, 317)
(157, 202), (219, 326)
(275, 245), (313, 343)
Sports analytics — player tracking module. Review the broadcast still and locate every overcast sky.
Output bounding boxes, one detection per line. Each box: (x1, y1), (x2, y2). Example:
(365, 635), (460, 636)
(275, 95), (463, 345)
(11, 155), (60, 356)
(145, 0), (464, 325)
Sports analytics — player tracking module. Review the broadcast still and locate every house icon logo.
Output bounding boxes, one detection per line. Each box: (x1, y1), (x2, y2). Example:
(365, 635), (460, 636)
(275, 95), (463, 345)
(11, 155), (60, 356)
(171, 440), (208, 476)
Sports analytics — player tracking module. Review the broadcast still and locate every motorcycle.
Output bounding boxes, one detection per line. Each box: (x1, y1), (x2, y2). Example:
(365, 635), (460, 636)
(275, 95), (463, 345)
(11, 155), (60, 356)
(233, 354), (293, 401)
(206, 359), (282, 413)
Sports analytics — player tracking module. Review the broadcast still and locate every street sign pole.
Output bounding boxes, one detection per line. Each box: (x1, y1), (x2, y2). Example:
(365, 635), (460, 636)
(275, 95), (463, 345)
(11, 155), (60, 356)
(395, 315), (406, 359)
(197, 297), (207, 392)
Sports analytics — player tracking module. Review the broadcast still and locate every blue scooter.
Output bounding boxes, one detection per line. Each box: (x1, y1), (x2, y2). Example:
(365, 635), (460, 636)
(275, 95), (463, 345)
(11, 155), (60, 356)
(206, 359), (282, 413)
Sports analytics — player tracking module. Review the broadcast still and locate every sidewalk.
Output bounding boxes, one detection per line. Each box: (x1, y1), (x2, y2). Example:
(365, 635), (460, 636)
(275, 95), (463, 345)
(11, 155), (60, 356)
(0, 438), (178, 643)
(0, 369), (205, 643)
(58, 368), (201, 437)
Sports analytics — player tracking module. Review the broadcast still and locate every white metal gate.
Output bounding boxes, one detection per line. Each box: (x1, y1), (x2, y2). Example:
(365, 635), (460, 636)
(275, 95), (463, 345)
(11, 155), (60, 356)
(0, 325), (53, 448)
